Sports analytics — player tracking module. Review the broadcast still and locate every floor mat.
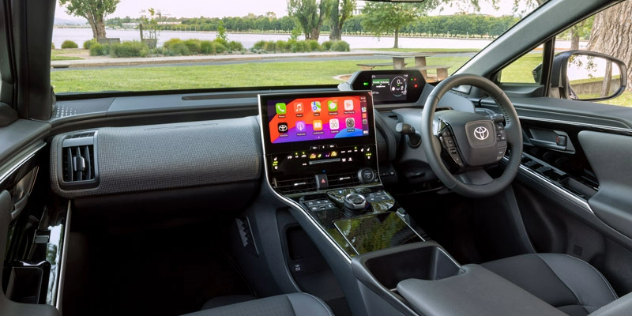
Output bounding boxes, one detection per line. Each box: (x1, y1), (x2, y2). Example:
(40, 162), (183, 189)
(63, 221), (252, 316)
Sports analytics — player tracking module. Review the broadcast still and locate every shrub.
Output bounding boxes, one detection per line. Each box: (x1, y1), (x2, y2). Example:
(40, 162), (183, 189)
(109, 41), (149, 58)
(51, 43), (55, 49)
(294, 40), (309, 53)
(163, 38), (182, 50)
(163, 39), (193, 56)
(165, 42), (190, 56)
(200, 40), (216, 54)
(306, 40), (321, 52)
(183, 39), (202, 54)
(89, 43), (109, 56)
(83, 39), (96, 50)
(61, 40), (78, 49)
(214, 43), (227, 54)
(276, 40), (288, 52)
(253, 40), (267, 51)
(213, 38), (228, 47)
(322, 41), (333, 51)
(331, 41), (350, 52)
(227, 41), (243, 52)
(264, 41), (277, 52)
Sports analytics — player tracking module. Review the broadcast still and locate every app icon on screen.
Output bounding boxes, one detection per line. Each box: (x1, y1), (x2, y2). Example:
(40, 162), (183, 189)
(278, 123), (288, 133)
(328, 101), (338, 111)
(276, 103), (287, 115)
(346, 118), (355, 129)
(311, 101), (321, 112)
(361, 107), (367, 113)
(362, 113), (368, 119)
(295, 103), (304, 114)
(329, 119), (339, 130)
(296, 121), (306, 132)
(313, 120), (323, 131)
(344, 100), (354, 111)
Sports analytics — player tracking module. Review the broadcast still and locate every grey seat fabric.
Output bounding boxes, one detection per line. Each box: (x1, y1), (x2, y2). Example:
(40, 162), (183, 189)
(183, 293), (334, 316)
(201, 295), (256, 310)
(482, 253), (618, 316)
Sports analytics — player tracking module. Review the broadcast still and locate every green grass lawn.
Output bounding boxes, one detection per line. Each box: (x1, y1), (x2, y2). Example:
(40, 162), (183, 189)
(597, 91), (632, 107)
(51, 49), (83, 61)
(50, 53), (631, 108)
(499, 53), (543, 83)
(356, 48), (481, 53)
(51, 57), (471, 93)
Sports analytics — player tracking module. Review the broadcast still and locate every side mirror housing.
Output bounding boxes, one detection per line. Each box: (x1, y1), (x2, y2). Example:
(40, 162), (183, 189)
(550, 50), (627, 101)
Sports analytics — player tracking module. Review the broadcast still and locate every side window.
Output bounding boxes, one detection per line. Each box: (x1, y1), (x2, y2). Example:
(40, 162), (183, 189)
(498, 0), (630, 110)
(498, 50), (544, 84)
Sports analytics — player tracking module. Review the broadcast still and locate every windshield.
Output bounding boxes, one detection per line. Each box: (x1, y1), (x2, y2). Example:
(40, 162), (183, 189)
(51, 0), (548, 94)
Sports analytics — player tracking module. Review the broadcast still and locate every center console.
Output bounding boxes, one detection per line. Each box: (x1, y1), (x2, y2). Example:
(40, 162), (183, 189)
(258, 91), (424, 257)
(258, 87), (568, 316)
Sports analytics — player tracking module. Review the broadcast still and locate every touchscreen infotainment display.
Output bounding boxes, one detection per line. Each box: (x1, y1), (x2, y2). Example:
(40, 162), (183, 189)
(264, 94), (371, 144)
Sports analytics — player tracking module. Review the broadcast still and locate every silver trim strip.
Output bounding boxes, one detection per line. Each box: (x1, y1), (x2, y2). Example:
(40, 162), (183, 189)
(512, 159), (594, 214)
(519, 116), (632, 134)
(0, 142), (47, 185)
(56, 201), (72, 312)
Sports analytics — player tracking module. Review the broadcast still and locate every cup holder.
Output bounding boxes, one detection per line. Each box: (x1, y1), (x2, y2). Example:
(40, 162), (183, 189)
(353, 242), (461, 290)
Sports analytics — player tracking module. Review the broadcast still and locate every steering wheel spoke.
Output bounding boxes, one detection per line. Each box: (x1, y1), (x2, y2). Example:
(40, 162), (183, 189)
(456, 169), (494, 186)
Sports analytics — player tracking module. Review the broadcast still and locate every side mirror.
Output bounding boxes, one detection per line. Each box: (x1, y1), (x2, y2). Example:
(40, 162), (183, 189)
(550, 50), (627, 101)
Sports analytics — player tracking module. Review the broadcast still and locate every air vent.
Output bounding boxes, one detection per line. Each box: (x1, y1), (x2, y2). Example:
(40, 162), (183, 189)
(59, 132), (99, 189)
(328, 171), (361, 189)
(274, 176), (317, 194)
(62, 145), (95, 182)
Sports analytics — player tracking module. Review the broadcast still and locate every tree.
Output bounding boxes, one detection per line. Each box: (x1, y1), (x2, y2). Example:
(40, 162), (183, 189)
(329, 0), (355, 41)
(288, 0), (332, 40)
(587, 1), (632, 92)
(362, 2), (435, 48)
(59, 0), (120, 39)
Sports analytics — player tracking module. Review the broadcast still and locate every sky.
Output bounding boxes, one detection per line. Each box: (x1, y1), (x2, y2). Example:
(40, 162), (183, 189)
(54, 0), (532, 22)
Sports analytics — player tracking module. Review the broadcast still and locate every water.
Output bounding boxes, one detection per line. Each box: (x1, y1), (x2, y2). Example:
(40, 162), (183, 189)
(53, 28), (581, 50)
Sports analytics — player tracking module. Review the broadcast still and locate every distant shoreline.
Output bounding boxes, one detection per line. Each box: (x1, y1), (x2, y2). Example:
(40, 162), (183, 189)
(52, 27), (503, 41)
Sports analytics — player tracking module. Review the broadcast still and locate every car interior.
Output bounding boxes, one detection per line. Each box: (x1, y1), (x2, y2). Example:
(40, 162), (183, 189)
(2, 0), (632, 315)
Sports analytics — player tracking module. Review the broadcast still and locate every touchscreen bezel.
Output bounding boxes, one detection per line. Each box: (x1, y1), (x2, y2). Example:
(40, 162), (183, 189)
(258, 91), (376, 155)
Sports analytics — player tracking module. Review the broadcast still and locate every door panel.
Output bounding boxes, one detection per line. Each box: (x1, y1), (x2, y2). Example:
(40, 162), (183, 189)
(0, 190), (59, 316)
(579, 131), (632, 239)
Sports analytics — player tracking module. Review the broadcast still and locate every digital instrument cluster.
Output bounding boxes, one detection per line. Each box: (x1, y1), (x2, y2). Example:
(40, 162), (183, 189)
(347, 70), (425, 104)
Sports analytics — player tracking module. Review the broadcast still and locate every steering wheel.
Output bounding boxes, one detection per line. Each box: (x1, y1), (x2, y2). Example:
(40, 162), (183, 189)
(420, 74), (523, 198)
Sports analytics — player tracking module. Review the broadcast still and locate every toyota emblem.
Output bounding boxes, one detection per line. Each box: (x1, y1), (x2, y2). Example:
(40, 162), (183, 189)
(473, 126), (489, 141)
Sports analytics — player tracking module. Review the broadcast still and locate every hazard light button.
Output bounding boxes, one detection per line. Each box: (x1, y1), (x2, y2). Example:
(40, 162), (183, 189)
(315, 174), (329, 190)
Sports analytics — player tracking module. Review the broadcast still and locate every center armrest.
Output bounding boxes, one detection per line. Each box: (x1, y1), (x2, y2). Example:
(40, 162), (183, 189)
(397, 265), (566, 316)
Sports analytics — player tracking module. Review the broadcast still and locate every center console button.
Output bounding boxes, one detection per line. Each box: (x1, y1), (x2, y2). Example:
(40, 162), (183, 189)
(358, 168), (376, 184)
(315, 174), (329, 190)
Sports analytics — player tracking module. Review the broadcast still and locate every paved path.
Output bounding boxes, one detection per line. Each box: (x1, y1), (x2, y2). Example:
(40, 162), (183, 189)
(51, 50), (476, 71)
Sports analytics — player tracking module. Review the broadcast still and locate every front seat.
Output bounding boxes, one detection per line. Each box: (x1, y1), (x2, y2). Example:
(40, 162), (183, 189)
(183, 293), (334, 316)
(482, 253), (618, 316)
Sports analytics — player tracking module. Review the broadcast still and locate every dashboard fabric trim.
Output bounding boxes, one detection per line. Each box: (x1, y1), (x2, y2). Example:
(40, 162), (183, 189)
(50, 117), (262, 198)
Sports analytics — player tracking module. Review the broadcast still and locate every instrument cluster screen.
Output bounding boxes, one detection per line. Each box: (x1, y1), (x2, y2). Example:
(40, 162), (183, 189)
(372, 74), (410, 103)
(265, 95), (370, 144)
